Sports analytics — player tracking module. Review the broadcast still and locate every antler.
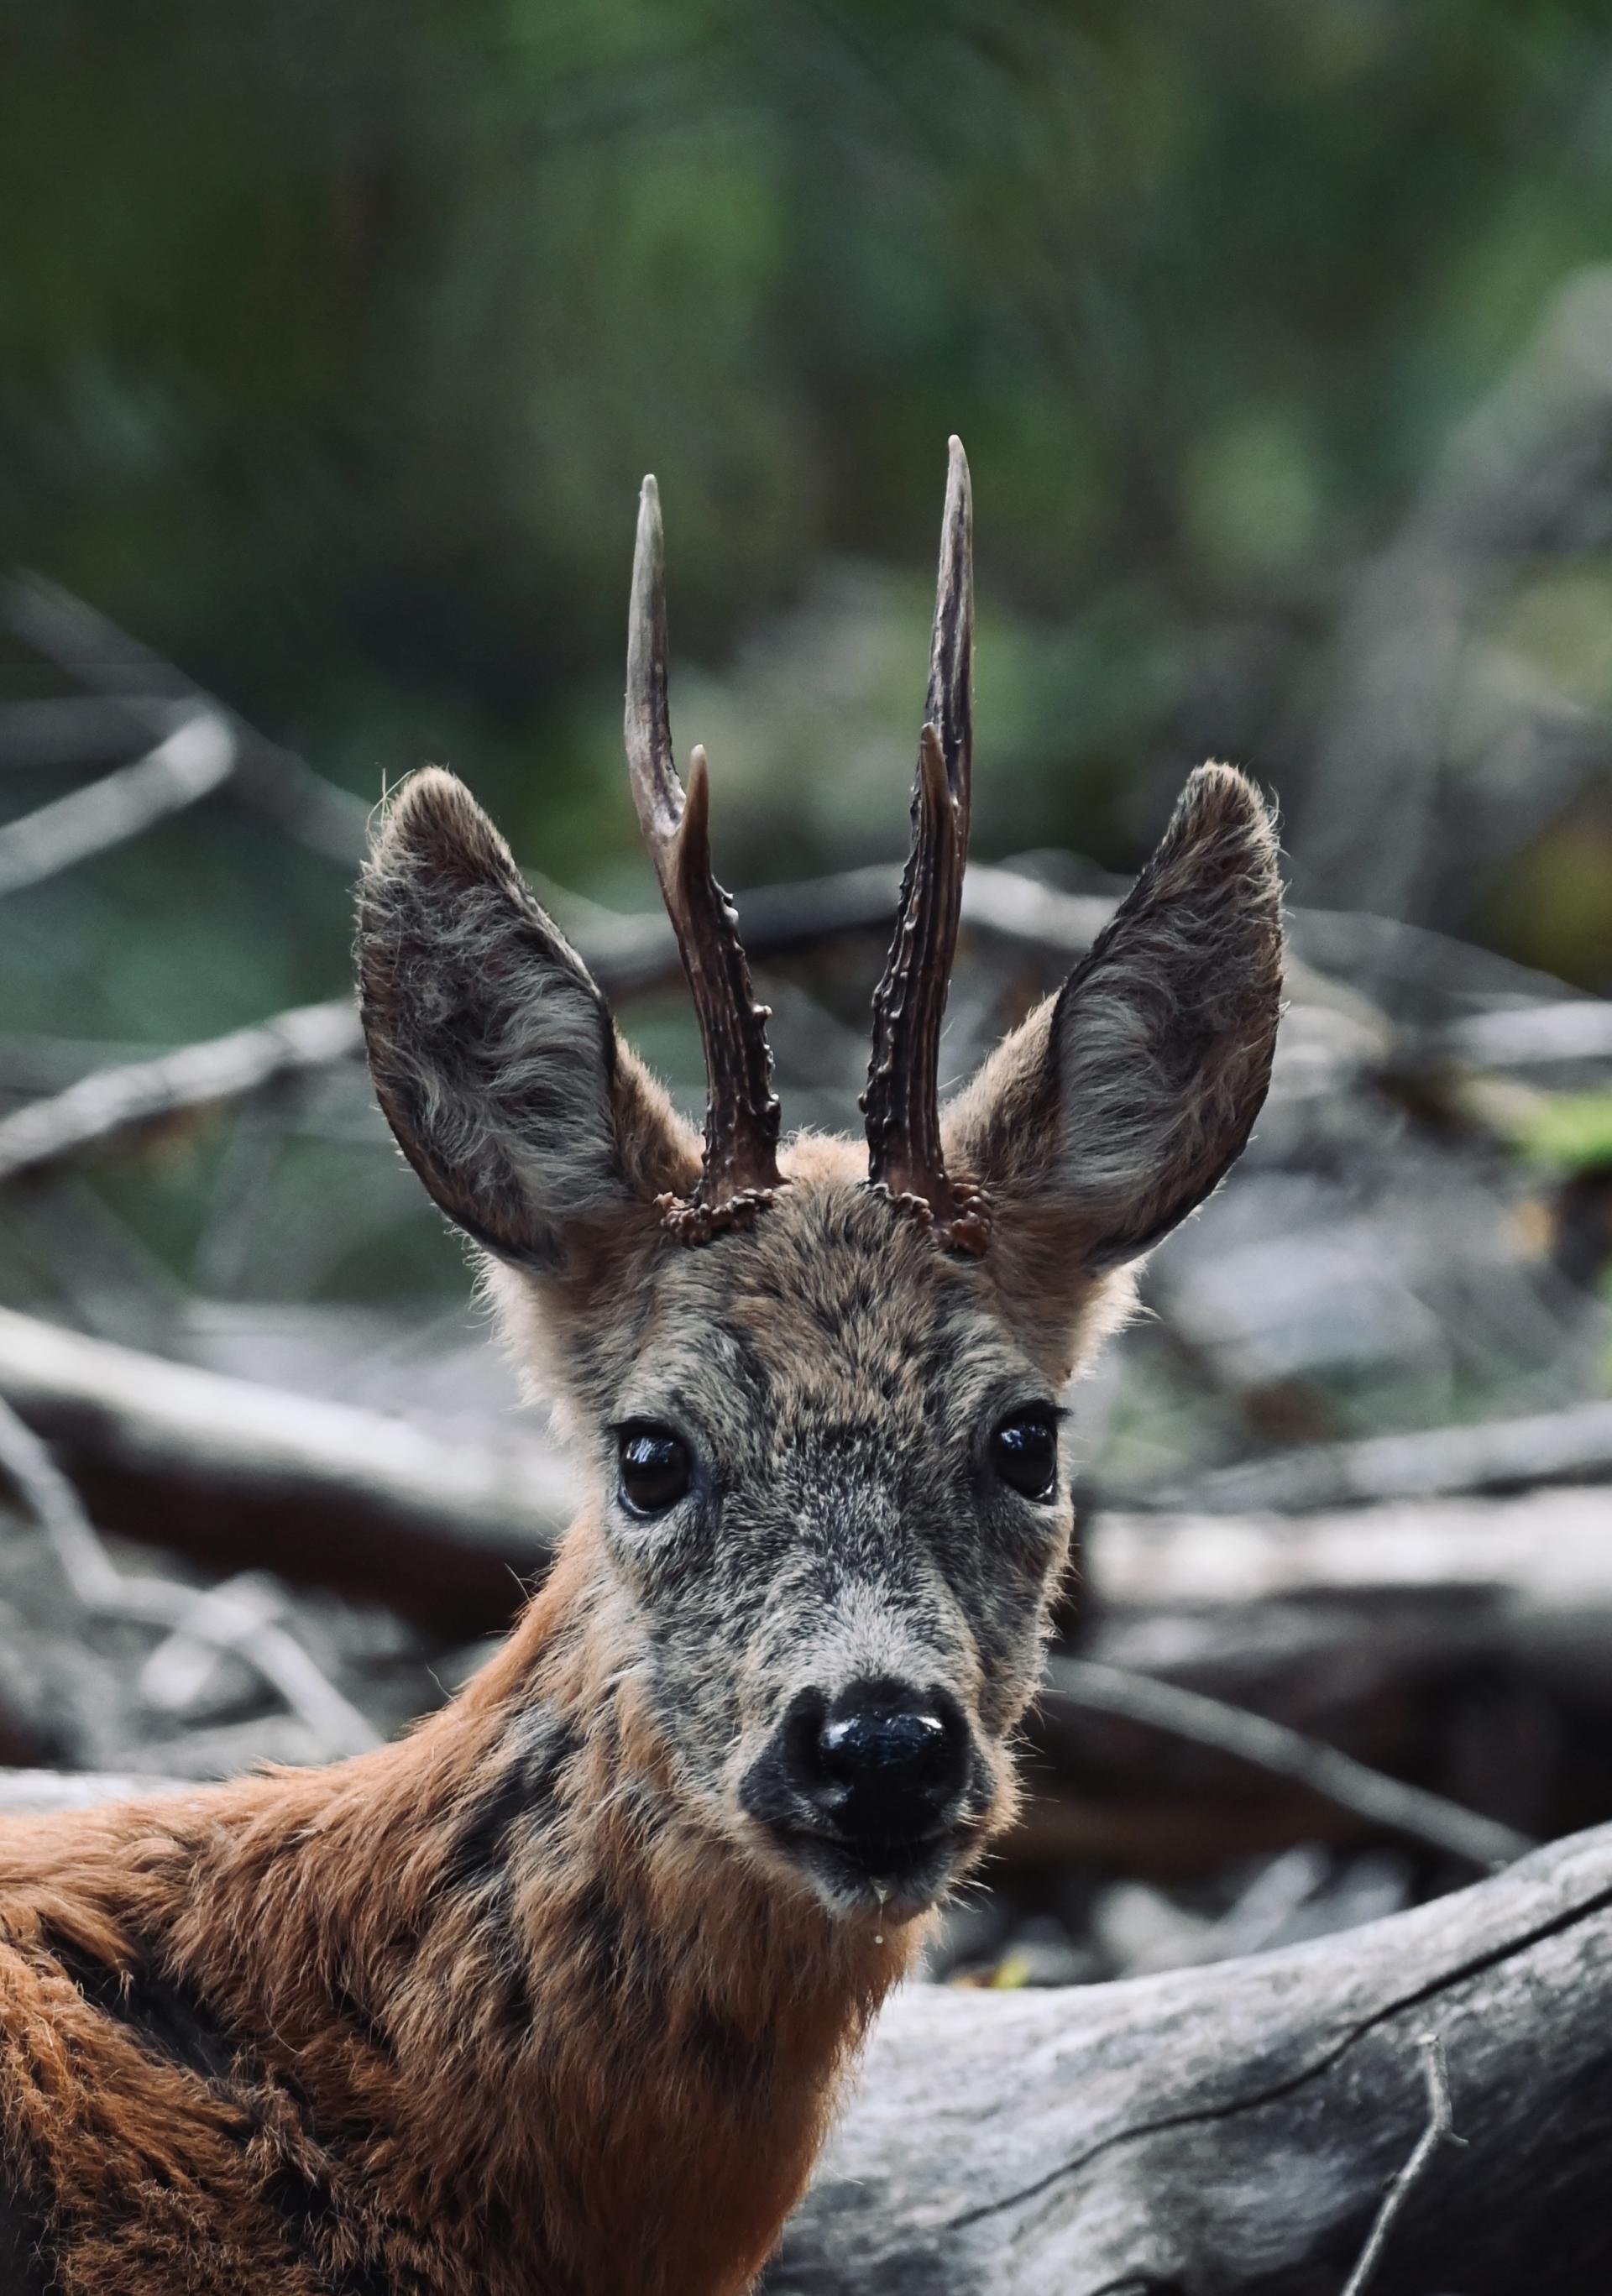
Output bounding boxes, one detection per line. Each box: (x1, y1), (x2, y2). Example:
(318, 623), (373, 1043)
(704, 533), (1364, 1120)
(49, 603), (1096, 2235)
(625, 476), (782, 1242)
(861, 436), (990, 1255)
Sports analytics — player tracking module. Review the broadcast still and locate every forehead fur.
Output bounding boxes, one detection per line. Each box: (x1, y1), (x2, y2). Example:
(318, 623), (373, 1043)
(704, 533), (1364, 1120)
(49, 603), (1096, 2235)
(500, 1131), (1124, 1443)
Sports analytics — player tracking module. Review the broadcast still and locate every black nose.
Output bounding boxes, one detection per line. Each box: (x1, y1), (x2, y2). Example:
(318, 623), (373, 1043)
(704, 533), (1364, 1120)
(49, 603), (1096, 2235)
(797, 1679), (970, 1842)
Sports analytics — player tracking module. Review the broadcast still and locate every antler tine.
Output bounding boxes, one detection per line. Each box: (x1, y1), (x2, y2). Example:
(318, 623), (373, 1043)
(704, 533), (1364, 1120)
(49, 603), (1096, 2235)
(861, 437), (989, 1254)
(625, 476), (782, 1242)
(925, 432), (974, 840)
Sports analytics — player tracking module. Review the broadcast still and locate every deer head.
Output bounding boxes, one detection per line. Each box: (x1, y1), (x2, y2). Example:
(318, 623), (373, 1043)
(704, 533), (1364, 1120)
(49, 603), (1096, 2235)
(357, 441), (1283, 1928)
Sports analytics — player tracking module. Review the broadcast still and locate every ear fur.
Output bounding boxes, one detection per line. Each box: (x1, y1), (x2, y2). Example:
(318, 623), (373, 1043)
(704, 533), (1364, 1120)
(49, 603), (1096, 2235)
(945, 762), (1283, 1279)
(357, 768), (698, 1270)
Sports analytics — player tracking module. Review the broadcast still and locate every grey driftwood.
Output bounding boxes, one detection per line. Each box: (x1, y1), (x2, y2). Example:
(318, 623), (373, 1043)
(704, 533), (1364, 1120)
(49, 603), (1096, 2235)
(768, 1819), (1612, 2293)
(0, 1306), (565, 1629)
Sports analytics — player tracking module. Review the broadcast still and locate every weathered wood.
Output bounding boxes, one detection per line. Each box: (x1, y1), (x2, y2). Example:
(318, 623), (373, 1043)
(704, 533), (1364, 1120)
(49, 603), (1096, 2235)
(769, 1819), (1612, 2293)
(0, 1768), (184, 1816)
(1142, 1407), (1612, 1514)
(0, 1308), (568, 1631)
(1038, 1491), (1612, 1871)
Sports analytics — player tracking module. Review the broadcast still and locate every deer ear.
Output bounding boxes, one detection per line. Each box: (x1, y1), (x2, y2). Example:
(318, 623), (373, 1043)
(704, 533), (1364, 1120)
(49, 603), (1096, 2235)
(357, 769), (698, 1270)
(945, 764), (1283, 1276)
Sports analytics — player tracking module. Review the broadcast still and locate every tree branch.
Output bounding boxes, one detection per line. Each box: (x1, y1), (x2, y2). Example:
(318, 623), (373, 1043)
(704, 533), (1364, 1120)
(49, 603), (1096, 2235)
(2, 576), (371, 868)
(1041, 1657), (1532, 1872)
(0, 711), (236, 897)
(0, 1307), (568, 1632)
(1341, 2032), (1465, 2296)
(0, 999), (362, 1182)
(0, 1392), (376, 1759)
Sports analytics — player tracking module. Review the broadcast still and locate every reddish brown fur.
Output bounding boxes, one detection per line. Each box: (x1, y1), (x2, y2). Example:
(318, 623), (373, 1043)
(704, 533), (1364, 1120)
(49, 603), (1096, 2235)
(0, 1523), (901, 2296)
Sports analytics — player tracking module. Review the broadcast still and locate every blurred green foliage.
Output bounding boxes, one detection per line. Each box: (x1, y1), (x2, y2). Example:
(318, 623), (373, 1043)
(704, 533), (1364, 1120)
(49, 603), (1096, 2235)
(1518, 1088), (1612, 1176)
(6, 0), (1612, 1056)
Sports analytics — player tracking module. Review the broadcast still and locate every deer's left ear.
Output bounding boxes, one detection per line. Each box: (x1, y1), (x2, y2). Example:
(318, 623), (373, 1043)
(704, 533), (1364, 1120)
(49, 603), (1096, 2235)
(357, 768), (699, 1271)
(945, 763), (1283, 1275)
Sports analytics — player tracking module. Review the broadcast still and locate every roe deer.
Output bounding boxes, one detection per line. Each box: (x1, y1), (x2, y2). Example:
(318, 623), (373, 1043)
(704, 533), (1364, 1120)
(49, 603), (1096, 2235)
(0, 439), (1283, 2296)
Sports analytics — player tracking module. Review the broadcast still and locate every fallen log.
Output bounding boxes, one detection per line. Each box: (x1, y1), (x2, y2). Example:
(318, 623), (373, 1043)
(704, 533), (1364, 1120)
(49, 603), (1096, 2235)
(0, 1308), (568, 1632)
(1035, 1492), (1612, 1868)
(1088, 1487), (1612, 1604)
(770, 1817), (1612, 2293)
(1085, 1488), (1612, 1717)
(0, 1768), (184, 1816)
(1140, 1401), (1612, 1513)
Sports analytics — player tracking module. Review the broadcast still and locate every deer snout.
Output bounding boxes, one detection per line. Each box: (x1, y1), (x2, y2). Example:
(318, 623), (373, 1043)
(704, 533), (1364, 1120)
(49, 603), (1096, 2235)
(790, 1678), (971, 1843)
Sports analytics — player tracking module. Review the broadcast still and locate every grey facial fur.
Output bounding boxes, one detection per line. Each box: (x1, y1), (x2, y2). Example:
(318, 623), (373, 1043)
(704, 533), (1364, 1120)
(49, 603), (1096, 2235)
(586, 1184), (1068, 1915)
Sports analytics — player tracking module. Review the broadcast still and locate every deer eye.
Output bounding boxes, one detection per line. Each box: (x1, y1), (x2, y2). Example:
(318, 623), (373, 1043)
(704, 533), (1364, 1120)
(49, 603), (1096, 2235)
(990, 1408), (1058, 1501)
(617, 1424), (692, 1516)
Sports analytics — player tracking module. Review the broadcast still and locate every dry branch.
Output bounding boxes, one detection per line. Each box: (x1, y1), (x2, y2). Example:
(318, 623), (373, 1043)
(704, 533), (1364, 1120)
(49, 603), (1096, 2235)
(3, 575), (372, 868)
(1041, 1655), (1531, 1870)
(0, 999), (362, 1181)
(0, 712), (236, 897)
(768, 1817), (1612, 2293)
(0, 1393), (376, 1757)
(0, 1308), (568, 1631)
(1142, 1404), (1612, 1514)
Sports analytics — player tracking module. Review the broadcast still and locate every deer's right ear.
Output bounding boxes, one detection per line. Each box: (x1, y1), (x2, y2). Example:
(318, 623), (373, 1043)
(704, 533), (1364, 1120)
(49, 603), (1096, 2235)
(945, 763), (1283, 1294)
(357, 769), (699, 1270)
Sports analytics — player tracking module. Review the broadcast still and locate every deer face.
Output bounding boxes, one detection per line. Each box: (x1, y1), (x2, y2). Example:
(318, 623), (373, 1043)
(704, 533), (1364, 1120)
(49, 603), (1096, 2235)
(356, 444), (1283, 1924)
(564, 1174), (1086, 1921)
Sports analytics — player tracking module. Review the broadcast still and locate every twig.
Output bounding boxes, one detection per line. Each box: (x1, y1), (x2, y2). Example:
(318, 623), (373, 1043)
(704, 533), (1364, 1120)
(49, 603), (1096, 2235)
(0, 998), (362, 1182)
(1341, 2031), (1465, 2296)
(3, 575), (371, 867)
(0, 710), (236, 897)
(0, 697), (158, 771)
(0, 1389), (378, 1759)
(0, 1305), (569, 1631)
(139, 1569), (285, 1712)
(1041, 1656), (1533, 1870)
(1141, 1399), (1612, 1515)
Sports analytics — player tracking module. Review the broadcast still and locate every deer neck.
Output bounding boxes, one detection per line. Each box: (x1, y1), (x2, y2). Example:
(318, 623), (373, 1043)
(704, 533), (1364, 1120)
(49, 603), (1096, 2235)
(161, 1527), (911, 2295)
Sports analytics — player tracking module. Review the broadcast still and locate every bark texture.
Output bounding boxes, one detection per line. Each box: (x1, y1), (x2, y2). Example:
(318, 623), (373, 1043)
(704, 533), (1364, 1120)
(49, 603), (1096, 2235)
(769, 1821), (1612, 2293)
